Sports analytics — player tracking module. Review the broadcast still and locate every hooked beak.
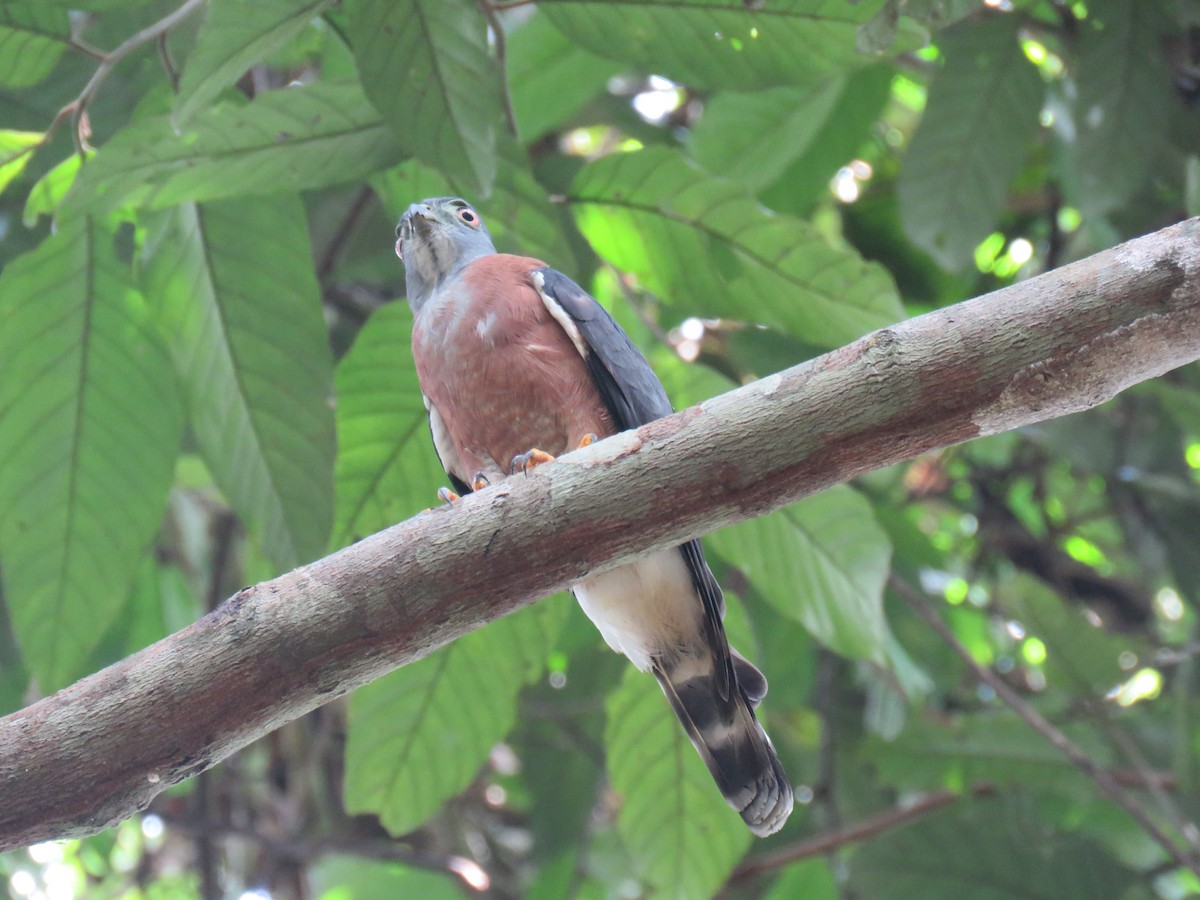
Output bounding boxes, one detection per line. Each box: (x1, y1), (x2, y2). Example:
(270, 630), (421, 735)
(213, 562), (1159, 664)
(395, 202), (435, 259)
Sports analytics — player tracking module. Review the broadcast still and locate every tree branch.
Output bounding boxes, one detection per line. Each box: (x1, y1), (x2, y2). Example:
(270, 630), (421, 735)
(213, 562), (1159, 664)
(57, 0), (206, 151)
(1, 218), (1199, 851)
(728, 784), (999, 883)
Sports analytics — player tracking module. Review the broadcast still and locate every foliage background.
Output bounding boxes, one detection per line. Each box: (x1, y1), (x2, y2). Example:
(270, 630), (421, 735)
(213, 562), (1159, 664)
(1, 0), (1199, 897)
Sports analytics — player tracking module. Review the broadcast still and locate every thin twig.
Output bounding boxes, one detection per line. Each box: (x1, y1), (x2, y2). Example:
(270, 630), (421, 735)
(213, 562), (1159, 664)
(891, 574), (1200, 877)
(605, 263), (673, 347)
(729, 768), (1175, 885)
(728, 784), (998, 883)
(1084, 697), (1200, 853)
(479, 0), (519, 139)
(811, 649), (842, 832)
(191, 773), (220, 900)
(157, 32), (180, 93)
(58, 0), (207, 153)
(317, 186), (376, 284)
(66, 38), (106, 61)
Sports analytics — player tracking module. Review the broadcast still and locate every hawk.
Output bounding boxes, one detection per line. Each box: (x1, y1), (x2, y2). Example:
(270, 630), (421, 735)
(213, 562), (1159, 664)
(396, 197), (792, 836)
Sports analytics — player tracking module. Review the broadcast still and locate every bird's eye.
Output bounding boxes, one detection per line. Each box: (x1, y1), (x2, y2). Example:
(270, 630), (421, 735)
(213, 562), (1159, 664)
(457, 208), (479, 227)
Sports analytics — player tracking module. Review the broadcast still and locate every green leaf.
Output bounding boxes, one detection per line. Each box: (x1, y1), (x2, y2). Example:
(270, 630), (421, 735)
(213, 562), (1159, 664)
(0, 219), (183, 690)
(141, 196), (335, 570)
(848, 795), (1135, 899)
(0, 5), (70, 88)
(174, 0), (334, 125)
(763, 860), (837, 900)
(570, 147), (903, 348)
(903, 0), (989, 29)
(865, 713), (1110, 798)
(1060, 0), (1172, 217)
(606, 668), (753, 899)
(22, 151), (85, 226)
(344, 599), (567, 836)
(1003, 574), (1131, 693)
(898, 17), (1042, 270)
(347, 0), (499, 197)
(310, 855), (464, 900)
(507, 11), (623, 143)
(64, 80), (404, 216)
(331, 302), (444, 548)
(708, 486), (891, 662)
(0, 129), (41, 197)
(689, 81), (844, 192)
(540, 0), (903, 90)
(758, 63), (894, 216)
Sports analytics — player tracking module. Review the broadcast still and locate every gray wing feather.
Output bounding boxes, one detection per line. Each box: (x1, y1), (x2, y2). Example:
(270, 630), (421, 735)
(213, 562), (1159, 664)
(534, 267), (737, 701)
(534, 268), (672, 426)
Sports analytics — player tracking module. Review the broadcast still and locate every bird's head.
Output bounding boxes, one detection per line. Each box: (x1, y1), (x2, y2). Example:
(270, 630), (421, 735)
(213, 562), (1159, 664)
(396, 197), (496, 312)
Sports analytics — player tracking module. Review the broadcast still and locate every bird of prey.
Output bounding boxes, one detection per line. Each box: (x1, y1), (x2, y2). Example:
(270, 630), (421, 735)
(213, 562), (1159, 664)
(395, 196), (792, 836)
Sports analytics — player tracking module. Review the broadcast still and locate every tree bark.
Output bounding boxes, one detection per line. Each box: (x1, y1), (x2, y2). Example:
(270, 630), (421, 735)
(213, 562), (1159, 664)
(1, 218), (1198, 851)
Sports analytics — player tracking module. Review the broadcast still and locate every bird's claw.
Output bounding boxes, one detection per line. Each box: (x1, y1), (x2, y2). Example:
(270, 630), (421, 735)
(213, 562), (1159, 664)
(471, 472), (490, 491)
(437, 486), (460, 505)
(578, 433), (598, 448)
(510, 448), (555, 476)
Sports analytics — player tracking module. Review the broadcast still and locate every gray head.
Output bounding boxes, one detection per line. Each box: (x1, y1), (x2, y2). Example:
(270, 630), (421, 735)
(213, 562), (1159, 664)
(395, 197), (497, 312)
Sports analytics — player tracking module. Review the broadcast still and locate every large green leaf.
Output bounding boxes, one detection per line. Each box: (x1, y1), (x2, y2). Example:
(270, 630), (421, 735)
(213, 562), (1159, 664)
(331, 301), (444, 548)
(865, 713), (1109, 798)
(688, 80), (844, 191)
(0, 219), (183, 690)
(606, 668), (753, 899)
(1060, 0), (1171, 217)
(758, 63), (895, 216)
(173, 0), (334, 125)
(506, 11), (623, 143)
(708, 485), (891, 662)
(64, 80), (404, 215)
(898, 17), (1043, 271)
(848, 796), (1135, 899)
(0, 5), (70, 88)
(347, 0), (499, 197)
(344, 599), (567, 836)
(570, 147), (903, 348)
(141, 196), (335, 571)
(540, 0), (912, 90)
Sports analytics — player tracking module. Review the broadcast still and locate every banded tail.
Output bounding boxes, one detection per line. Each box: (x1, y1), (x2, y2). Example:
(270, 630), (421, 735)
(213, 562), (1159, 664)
(654, 649), (793, 836)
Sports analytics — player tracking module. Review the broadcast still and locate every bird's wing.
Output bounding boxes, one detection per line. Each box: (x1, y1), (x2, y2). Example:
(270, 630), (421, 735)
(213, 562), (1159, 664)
(424, 394), (471, 496)
(532, 267), (735, 700)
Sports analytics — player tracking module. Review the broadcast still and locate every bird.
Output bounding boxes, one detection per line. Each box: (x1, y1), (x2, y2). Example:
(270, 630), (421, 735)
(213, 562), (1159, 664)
(395, 196), (793, 836)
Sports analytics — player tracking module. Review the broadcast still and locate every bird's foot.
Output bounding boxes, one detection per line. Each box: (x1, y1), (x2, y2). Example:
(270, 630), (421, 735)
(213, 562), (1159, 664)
(510, 448), (555, 476)
(438, 473), (490, 505)
(577, 433), (599, 448)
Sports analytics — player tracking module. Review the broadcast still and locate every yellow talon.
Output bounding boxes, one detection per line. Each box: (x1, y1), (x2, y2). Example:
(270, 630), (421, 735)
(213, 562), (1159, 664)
(510, 448), (555, 476)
